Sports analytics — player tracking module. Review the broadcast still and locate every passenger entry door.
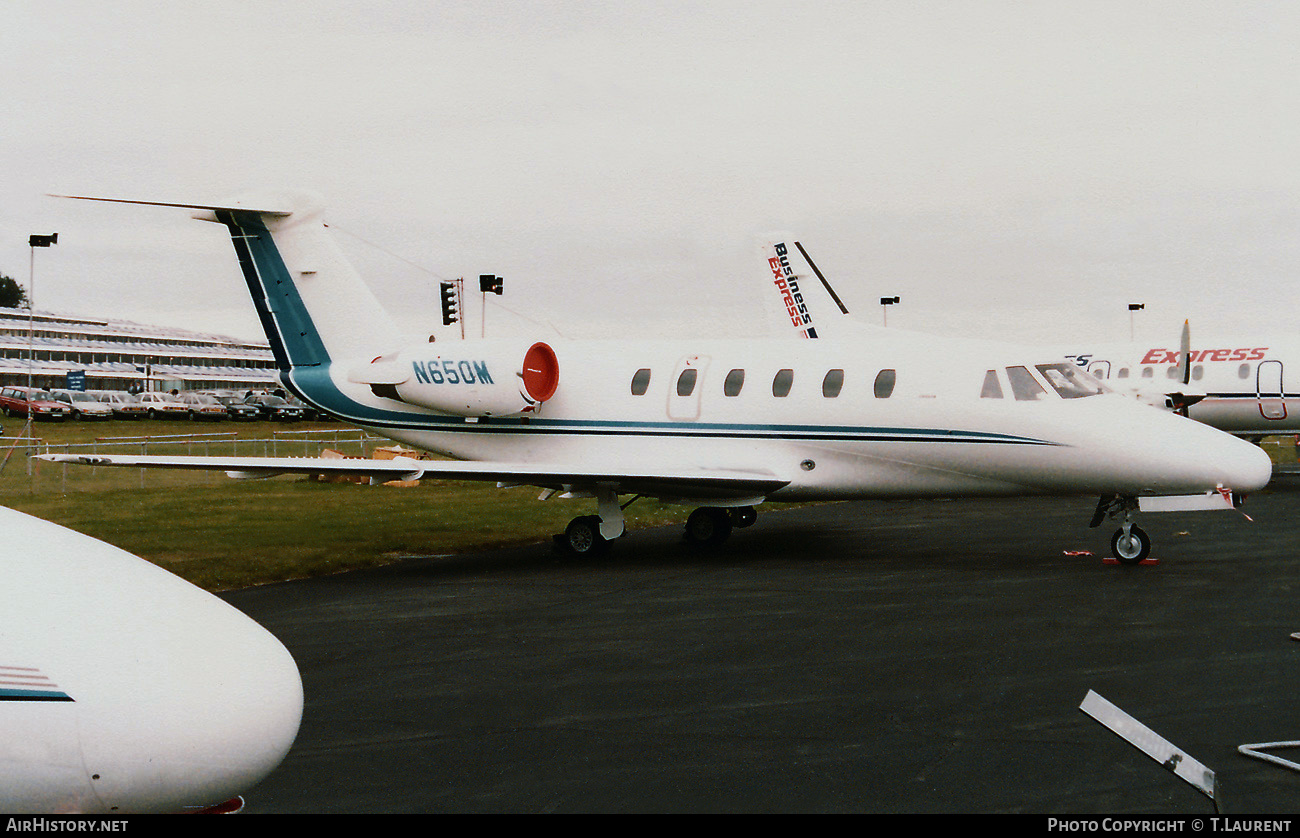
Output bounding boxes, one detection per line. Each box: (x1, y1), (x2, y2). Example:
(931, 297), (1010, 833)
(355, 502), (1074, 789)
(1257, 359), (1286, 420)
(1086, 360), (1111, 380)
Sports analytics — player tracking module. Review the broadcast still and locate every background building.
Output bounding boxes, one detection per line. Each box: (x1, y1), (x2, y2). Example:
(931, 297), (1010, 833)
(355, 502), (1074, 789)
(0, 307), (277, 392)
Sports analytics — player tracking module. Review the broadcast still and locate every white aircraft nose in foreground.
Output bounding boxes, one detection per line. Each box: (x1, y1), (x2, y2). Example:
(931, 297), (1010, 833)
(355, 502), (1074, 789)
(41, 194), (1272, 564)
(0, 506), (302, 814)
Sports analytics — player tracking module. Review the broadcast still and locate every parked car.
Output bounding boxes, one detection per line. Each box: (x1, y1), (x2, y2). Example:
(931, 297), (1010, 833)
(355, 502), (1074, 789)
(0, 387), (71, 421)
(49, 389), (114, 420)
(177, 392), (230, 421)
(96, 391), (149, 420)
(209, 393), (261, 421)
(284, 394), (330, 421)
(137, 392), (188, 419)
(243, 393), (307, 421)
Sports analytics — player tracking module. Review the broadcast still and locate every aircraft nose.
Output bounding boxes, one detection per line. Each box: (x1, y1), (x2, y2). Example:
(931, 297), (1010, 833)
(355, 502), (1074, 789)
(1211, 429), (1274, 493)
(1147, 412), (1274, 495)
(78, 599), (304, 813)
(2, 507), (302, 814)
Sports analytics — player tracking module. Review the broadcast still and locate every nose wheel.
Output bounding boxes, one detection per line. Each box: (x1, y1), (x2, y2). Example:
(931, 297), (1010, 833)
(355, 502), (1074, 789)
(1091, 495), (1154, 565)
(1110, 523), (1151, 565)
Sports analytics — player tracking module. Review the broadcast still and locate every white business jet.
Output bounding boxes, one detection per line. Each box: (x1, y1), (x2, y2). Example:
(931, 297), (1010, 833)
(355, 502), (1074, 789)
(40, 194), (1272, 565)
(0, 505), (302, 814)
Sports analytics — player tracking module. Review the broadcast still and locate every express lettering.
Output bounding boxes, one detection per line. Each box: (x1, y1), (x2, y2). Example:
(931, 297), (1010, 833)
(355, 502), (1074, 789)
(411, 360), (493, 385)
(1139, 347), (1268, 365)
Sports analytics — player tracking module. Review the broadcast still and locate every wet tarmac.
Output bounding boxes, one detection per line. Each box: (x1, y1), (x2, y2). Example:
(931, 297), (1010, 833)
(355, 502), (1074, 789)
(226, 482), (1300, 813)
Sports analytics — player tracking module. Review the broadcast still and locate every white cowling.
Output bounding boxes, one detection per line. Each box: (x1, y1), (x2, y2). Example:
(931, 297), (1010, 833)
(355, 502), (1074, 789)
(353, 340), (560, 417)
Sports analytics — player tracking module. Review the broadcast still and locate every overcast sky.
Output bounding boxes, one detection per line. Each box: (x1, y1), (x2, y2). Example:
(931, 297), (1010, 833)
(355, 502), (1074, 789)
(3, 1), (1298, 348)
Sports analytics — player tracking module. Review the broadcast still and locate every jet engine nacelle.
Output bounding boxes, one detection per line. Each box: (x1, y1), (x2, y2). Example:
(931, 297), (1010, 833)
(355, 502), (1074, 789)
(355, 340), (560, 416)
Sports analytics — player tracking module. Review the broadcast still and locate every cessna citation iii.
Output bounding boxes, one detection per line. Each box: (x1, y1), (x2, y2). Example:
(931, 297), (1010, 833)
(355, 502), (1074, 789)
(0, 506), (302, 814)
(41, 194), (1272, 564)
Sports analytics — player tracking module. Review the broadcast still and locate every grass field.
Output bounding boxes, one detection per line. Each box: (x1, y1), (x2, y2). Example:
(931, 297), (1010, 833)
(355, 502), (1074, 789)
(0, 417), (699, 591)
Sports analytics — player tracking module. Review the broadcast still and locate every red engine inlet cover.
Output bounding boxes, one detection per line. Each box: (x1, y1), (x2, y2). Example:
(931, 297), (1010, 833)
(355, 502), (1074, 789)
(521, 342), (560, 403)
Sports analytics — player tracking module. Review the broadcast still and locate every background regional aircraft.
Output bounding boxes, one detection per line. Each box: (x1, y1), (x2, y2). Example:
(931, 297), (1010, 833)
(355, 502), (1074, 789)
(0, 506), (302, 814)
(1059, 328), (1300, 440)
(41, 193), (1273, 564)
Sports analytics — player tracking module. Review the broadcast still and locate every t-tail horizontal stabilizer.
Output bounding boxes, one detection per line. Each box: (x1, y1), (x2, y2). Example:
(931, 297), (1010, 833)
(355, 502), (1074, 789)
(49, 194), (295, 217)
(51, 190), (407, 385)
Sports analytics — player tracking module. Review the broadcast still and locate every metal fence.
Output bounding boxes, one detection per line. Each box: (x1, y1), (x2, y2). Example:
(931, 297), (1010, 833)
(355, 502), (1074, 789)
(2, 427), (383, 492)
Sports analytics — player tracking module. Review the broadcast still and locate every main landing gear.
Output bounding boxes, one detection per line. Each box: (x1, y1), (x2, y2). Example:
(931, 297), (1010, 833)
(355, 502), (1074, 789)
(553, 494), (759, 556)
(682, 506), (757, 547)
(554, 485), (626, 557)
(1090, 495), (1151, 565)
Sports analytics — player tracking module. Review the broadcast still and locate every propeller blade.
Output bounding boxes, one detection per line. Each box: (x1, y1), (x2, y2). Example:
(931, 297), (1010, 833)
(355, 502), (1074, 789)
(1179, 319), (1191, 386)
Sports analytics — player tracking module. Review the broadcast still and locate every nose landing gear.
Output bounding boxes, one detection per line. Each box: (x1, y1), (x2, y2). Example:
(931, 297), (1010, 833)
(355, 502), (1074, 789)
(1110, 521), (1151, 565)
(1090, 495), (1152, 565)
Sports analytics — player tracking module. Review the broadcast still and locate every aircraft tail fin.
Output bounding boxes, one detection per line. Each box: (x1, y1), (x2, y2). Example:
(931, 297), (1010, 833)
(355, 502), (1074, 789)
(757, 234), (851, 339)
(55, 192), (404, 374)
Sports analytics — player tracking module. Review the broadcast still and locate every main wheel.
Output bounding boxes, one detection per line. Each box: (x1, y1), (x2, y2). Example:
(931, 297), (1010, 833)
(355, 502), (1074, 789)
(1111, 525), (1151, 565)
(561, 515), (607, 556)
(730, 506), (758, 528)
(685, 507), (733, 547)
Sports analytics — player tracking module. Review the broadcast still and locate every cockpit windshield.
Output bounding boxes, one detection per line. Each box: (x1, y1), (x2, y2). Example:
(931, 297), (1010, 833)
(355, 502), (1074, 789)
(1034, 363), (1110, 399)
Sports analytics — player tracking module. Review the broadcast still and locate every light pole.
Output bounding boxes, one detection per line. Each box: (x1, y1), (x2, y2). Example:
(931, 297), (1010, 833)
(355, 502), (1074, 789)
(1128, 303), (1144, 341)
(23, 233), (57, 457)
(881, 296), (899, 326)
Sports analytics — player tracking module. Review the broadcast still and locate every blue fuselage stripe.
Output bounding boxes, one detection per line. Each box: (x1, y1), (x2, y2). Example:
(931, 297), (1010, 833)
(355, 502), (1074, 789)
(0, 689), (73, 702)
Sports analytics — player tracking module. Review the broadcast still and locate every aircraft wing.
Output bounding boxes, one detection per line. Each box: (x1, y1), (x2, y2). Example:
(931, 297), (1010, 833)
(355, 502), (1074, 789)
(36, 453), (789, 500)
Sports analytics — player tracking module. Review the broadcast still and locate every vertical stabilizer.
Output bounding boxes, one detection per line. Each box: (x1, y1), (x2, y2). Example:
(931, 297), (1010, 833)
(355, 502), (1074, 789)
(757, 234), (853, 339)
(759, 234), (820, 339)
(200, 193), (404, 373)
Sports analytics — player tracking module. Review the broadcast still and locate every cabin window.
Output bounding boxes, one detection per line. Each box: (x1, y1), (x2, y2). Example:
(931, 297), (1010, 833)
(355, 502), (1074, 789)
(724, 369), (745, 397)
(1141, 367), (1154, 379)
(1116, 367), (1130, 379)
(1191, 365), (1203, 381)
(676, 368), (698, 397)
(1166, 366), (1181, 380)
(980, 370), (1003, 399)
(1238, 363), (1251, 379)
(630, 368), (651, 395)
(873, 369), (896, 399)
(822, 369), (844, 398)
(1006, 366), (1046, 401)
(773, 369), (793, 397)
